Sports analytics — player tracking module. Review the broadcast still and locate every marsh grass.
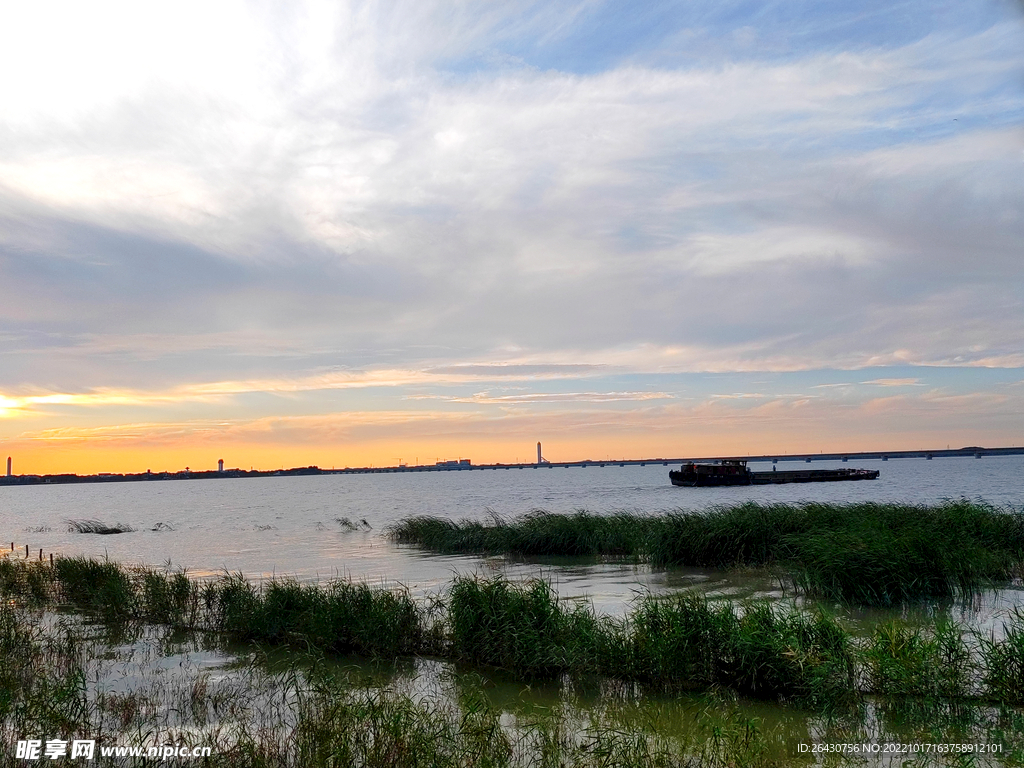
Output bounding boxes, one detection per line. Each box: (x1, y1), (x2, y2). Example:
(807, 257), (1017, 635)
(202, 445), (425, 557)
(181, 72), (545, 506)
(0, 600), (823, 768)
(446, 577), (854, 709)
(982, 609), (1024, 705)
(3, 598), (1019, 767)
(392, 510), (656, 557)
(0, 557), (420, 660)
(865, 619), (975, 700)
(6, 556), (1024, 716)
(65, 519), (136, 534)
(216, 576), (422, 658)
(391, 501), (1024, 605)
(0, 604), (89, 738)
(448, 577), (605, 679)
(607, 594), (855, 708)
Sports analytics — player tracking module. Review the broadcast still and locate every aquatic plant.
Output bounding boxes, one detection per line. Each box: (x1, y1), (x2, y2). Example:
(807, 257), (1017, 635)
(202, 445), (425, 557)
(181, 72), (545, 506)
(610, 594), (854, 707)
(729, 602), (855, 707)
(612, 593), (737, 689)
(65, 519), (136, 534)
(392, 501), (1024, 605)
(446, 577), (854, 707)
(982, 609), (1024, 704)
(780, 500), (1024, 605)
(865, 619), (974, 700)
(216, 576), (422, 658)
(392, 510), (655, 557)
(448, 576), (605, 678)
(10, 555), (1024, 720)
(0, 598), (819, 768)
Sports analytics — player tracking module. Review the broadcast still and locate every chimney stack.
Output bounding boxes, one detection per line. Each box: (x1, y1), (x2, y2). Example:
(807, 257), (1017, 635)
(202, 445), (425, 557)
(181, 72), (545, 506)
(218, 459), (224, 473)
(537, 442), (542, 464)
(5, 457), (10, 477)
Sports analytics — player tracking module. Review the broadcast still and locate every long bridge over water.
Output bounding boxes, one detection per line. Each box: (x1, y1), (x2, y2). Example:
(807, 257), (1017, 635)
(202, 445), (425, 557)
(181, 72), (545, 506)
(337, 446), (1024, 473)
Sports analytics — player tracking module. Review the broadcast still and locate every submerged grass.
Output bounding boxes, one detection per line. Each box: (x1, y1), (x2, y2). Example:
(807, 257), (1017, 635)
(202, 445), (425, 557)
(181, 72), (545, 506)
(391, 501), (1024, 605)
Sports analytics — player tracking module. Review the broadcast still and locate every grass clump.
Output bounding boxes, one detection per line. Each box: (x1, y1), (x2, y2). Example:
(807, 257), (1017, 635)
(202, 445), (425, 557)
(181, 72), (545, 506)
(448, 577), (603, 678)
(66, 519), (136, 534)
(865, 620), (974, 700)
(729, 603), (855, 707)
(982, 609), (1024, 704)
(613, 596), (854, 707)
(614, 594), (736, 689)
(53, 556), (138, 618)
(392, 510), (654, 557)
(11, 555), (1024, 715)
(0, 601), (811, 768)
(446, 577), (854, 707)
(0, 557), (421, 659)
(0, 603), (88, 738)
(292, 684), (513, 768)
(393, 501), (1024, 605)
(780, 500), (1024, 604)
(649, 505), (804, 568)
(217, 577), (422, 658)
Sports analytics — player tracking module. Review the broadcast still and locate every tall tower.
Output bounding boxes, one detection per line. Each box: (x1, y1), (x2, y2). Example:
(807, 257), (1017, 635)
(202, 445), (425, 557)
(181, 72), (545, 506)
(218, 459), (224, 473)
(5, 457), (10, 477)
(537, 442), (542, 464)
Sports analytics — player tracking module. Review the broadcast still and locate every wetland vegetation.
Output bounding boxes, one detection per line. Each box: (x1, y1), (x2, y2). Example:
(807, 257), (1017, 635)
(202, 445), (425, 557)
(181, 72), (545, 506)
(3, 548), (1024, 765)
(389, 501), (1024, 605)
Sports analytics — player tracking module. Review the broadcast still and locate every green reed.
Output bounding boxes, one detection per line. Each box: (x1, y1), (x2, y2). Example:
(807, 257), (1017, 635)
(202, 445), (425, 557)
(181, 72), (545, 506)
(0, 599), (806, 768)
(864, 619), (975, 700)
(391, 501), (1024, 605)
(215, 576), (422, 658)
(447, 576), (607, 679)
(3, 556), (1024, 711)
(390, 510), (656, 557)
(982, 609), (1024, 705)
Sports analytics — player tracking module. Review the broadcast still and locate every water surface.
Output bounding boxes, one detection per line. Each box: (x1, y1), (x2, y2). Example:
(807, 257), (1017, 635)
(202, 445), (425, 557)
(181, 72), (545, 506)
(2, 455), (1022, 618)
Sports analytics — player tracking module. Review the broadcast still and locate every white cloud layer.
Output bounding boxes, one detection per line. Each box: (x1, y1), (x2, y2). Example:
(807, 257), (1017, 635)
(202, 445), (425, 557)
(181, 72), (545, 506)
(0, 0), (1021, 453)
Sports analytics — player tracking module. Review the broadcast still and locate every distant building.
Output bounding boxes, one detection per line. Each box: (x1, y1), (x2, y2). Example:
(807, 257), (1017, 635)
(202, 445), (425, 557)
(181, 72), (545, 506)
(218, 459), (224, 473)
(5, 457), (10, 477)
(435, 459), (472, 467)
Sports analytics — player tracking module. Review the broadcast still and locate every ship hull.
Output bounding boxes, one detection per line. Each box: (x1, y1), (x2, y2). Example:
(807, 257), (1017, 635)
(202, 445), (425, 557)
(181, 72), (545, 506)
(670, 467), (879, 487)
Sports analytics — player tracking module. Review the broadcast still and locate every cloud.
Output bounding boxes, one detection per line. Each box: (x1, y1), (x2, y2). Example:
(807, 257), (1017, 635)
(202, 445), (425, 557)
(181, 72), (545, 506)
(0, 0), (1022, 459)
(860, 378), (924, 386)
(10, 386), (1023, 456)
(413, 391), (675, 404)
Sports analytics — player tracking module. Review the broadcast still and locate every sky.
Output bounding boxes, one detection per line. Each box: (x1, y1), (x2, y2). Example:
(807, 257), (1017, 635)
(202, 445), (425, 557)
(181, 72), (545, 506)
(1, 0), (1022, 474)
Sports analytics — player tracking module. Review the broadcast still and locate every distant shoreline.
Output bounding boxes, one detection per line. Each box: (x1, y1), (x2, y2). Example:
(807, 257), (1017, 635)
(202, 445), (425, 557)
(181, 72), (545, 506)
(1, 446), (1021, 487)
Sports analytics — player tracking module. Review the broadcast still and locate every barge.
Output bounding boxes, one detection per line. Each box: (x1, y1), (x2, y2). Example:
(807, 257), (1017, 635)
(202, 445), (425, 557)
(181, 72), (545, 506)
(669, 459), (879, 487)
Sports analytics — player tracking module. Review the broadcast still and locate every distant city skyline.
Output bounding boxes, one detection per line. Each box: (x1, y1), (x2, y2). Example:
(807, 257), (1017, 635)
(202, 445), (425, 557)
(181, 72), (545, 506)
(1, 1), (1022, 474)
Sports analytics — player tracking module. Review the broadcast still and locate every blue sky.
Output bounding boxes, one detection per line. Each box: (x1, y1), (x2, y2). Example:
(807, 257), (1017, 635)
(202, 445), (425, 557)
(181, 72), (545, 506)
(0, 0), (1022, 471)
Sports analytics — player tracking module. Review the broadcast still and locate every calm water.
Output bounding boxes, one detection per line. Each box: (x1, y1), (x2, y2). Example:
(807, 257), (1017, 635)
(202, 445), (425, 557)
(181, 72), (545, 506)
(8, 456), (1024, 762)
(2, 456), (1022, 616)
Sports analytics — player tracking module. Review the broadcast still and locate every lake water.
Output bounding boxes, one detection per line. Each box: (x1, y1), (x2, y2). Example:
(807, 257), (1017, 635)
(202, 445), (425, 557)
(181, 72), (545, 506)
(7, 455), (1024, 761)
(2, 455), (1022, 616)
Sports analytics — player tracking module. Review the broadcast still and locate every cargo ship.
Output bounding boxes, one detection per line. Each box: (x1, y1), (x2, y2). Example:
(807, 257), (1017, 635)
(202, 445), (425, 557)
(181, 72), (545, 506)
(669, 459), (879, 487)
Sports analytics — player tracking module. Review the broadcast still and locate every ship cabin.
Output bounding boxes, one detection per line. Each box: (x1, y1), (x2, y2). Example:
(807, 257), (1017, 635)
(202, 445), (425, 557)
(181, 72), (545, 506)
(680, 459), (750, 479)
